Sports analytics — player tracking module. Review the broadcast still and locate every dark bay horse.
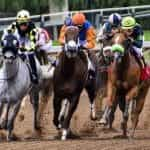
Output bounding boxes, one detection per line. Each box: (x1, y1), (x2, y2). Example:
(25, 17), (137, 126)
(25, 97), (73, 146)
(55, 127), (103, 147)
(100, 32), (141, 137)
(53, 26), (99, 140)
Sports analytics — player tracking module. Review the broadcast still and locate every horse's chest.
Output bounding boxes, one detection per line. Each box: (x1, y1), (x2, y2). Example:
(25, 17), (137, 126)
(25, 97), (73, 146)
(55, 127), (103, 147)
(115, 71), (139, 89)
(54, 77), (85, 96)
(0, 76), (30, 102)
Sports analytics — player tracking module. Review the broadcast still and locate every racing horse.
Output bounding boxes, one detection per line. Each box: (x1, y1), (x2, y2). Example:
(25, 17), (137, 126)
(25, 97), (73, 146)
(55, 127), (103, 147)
(95, 38), (114, 121)
(100, 32), (141, 137)
(53, 26), (99, 140)
(0, 34), (53, 141)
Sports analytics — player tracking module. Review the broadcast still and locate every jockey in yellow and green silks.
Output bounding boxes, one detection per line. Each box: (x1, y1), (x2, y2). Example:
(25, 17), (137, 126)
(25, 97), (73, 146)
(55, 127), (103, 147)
(1, 9), (51, 83)
(121, 16), (146, 68)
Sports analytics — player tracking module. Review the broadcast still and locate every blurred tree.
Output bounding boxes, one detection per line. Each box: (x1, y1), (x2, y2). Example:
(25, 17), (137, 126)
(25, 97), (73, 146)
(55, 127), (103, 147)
(0, 0), (149, 14)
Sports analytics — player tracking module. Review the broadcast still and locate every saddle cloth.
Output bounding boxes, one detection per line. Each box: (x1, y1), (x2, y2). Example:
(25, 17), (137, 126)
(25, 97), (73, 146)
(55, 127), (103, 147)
(140, 66), (150, 81)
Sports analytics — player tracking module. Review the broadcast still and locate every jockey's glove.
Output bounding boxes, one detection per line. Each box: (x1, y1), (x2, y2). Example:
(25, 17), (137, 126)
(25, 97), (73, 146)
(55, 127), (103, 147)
(79, 44), (87, 50)
(28, 48), (35, 52)
(20, 47), (27, 52)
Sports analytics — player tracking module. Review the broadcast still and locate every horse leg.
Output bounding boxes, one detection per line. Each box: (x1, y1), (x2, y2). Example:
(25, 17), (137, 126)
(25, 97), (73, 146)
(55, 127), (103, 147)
(0, 102), (5, 129)
(122, 86), (138, 137)
(86, 85), (97, 120)
(37, 93), (49, 130)
(58, 99), (69, 127)
(6, 101), (21, 141)
(95, 92), (103, 120)
(18, 96), (29, 122)
(130, 83), (149, 138)
(30, 92), (40, 132)
(99, 83), (116, 125)
(0, 103), (10, 130)
(108, 97), (118, 129)
(61, 95), (80, 140)
(53, 96), (62, 129)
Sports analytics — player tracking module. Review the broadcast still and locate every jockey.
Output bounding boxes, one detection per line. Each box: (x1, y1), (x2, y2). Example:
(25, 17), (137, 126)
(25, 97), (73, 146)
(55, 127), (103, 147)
(97, 13), (122, 42)
(30, 27), (52, 64)
(72, 12), (96, 49)
(121, 16), (146, 68)
(58, 16), (72, 45)
(35, 27), (51, 51)
(1, 9), (39, 83)
(72, 12), (96, 78)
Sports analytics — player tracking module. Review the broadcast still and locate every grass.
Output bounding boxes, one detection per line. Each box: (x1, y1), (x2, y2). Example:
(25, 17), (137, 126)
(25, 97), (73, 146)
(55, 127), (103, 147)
(144, 30), (150, 41)
(52, 40), (60, 46)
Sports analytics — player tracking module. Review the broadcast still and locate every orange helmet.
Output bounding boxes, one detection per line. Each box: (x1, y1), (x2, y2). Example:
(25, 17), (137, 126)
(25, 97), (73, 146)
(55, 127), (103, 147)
(72, 13), (86, 25)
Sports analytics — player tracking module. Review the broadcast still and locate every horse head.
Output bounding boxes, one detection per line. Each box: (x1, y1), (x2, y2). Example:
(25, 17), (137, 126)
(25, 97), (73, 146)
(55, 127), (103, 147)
(63, 26), (79, 58)
(111, 32), (132, 63)
(1, 34), (19, 63)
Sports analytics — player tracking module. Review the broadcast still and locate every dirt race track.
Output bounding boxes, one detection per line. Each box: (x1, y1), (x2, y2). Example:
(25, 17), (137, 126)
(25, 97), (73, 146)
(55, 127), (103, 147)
(1, 89), (150, 150)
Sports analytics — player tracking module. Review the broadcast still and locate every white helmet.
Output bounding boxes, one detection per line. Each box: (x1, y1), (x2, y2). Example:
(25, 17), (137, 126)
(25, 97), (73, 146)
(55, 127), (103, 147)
(108, 13), (122, 27)
(16, 9), (30, 24)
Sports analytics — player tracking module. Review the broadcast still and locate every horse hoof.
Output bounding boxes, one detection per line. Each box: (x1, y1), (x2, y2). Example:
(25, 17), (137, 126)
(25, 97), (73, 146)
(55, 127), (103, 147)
(91, 116), (97, 121)
(61, 129), (67, 141)
(113, 134), (128, 139)
(61, 135), (67, 141)
(98, 118), (107, 125)
(7, 134), (19, 142)
(90, 113), (97, 121)
(58, 124), (62, 129)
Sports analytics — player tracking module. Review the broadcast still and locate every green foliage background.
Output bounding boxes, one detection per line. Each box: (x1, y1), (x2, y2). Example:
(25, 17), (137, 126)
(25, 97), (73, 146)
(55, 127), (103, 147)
(0, 0), (149, 30)
(0, 0), (149, 14)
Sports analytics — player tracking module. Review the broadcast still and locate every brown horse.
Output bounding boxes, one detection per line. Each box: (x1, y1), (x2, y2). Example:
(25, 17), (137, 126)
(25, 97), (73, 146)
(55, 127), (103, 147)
(53, 26), (99, 140)
(95, 42), (113, 120)
(130, 77), (150, 137)
(100, 32), (141, 137)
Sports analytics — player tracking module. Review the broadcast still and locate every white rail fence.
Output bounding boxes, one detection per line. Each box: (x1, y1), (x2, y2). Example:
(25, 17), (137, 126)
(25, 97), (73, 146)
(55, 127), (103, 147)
(0, 5), (150, 52)
(0, 5), (150, 31)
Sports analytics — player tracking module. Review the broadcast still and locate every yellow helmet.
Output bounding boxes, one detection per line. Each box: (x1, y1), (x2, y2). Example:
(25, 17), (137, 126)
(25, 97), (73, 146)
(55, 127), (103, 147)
(16, 10), (30, 24)
(121, 16), (136, 29)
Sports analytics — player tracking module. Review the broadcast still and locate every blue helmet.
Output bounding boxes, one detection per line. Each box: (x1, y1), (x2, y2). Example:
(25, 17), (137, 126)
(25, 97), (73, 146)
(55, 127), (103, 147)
(108, 13), (122, 27)
(64, 16), (72, 26)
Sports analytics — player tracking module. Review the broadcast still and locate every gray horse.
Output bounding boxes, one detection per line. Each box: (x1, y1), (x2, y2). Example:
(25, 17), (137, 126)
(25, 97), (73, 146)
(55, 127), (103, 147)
(0, 34), (53, 141)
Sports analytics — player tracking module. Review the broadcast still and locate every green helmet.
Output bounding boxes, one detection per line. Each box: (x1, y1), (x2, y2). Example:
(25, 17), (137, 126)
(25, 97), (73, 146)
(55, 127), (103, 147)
(121, 16), (136, 29)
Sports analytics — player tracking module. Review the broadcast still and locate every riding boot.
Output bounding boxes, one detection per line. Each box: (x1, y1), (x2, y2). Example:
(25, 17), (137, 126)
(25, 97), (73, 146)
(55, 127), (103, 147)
(141, 56), (147, 68)
(28, 53), (38, 84)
